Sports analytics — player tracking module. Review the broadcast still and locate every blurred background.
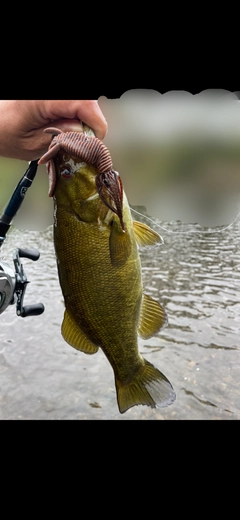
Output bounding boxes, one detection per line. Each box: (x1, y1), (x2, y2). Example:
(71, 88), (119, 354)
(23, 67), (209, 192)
(99, 89), (240, 227)
(1, 89), (240, 229)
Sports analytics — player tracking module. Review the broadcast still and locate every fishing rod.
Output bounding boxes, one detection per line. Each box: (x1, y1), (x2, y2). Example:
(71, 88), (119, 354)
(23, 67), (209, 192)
(0, 160), (45, 317)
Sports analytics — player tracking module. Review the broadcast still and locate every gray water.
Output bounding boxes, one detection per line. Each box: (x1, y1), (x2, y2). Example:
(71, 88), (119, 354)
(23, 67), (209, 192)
(0, 216), (240, 420)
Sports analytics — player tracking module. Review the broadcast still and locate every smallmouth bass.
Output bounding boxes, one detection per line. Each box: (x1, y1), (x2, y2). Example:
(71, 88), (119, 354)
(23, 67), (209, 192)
(39, 126), (176, 413)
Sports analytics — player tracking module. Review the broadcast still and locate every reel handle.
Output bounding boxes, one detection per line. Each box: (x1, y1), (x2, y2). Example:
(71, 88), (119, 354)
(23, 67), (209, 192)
(18, 248), (40, 261)
(13, 247), (45, 318)
(20, 303), (45, 317)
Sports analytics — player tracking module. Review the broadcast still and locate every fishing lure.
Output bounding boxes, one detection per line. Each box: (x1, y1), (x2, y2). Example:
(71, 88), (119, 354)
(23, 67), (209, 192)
(38, 128), (124, 229)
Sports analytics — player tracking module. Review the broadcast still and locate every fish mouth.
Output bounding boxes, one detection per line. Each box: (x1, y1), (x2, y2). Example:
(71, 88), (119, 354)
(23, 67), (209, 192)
(95, 170), (125, 231)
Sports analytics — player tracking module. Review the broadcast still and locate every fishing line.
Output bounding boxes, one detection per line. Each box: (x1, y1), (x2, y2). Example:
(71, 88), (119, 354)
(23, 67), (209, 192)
(128, 204), (240, 235)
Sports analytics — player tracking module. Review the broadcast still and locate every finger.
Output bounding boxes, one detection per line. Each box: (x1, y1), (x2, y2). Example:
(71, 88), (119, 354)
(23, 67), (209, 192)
(43, 100), (108, 140)
(29, 120), (83, 160)
(73, 100), (108, 140)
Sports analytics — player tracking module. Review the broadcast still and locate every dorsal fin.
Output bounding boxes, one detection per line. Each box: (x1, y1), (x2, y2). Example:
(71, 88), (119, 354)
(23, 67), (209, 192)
(133, 221), (163, 247)
(138, 293), (168, 339)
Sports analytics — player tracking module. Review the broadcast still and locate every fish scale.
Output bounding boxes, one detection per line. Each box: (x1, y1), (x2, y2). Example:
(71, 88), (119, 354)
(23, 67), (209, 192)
(39, 128), (176, 413)
(55, 204), (142, 362)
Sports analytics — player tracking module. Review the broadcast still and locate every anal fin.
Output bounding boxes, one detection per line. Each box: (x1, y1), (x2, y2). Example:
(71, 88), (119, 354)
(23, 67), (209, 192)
(61, 309), (99, 354)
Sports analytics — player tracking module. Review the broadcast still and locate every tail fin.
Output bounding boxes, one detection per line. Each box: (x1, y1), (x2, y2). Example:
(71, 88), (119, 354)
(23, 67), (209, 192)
(115, 359), (176, 414)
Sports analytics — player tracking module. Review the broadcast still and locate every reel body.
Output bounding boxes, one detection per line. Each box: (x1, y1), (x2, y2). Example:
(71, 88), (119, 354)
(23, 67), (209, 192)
(0, 248), (44, 317)
(0, 261), (15, 314)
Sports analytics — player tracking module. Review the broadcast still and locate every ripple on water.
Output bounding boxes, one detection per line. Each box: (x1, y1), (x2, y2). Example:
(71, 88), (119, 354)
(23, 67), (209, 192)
(0, 221), (240, 419)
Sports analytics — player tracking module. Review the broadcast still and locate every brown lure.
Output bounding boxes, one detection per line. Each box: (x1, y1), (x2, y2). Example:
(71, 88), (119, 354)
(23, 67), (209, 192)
(38, 127), (125, 230)
(95, 170), (125, 231)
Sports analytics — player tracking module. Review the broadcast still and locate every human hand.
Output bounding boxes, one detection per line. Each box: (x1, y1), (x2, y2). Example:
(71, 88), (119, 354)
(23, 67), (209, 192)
(0, 100), (108, 161)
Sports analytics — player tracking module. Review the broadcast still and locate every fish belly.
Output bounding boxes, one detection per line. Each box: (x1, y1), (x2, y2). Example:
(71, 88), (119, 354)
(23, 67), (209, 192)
(54, 204), (176, 414)
(54, 207), (143, 381)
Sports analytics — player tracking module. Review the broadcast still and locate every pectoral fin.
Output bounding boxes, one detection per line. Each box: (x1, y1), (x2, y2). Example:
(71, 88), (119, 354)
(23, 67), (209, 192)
(133, 221), (163, 247)
(138, 293), (168, 339)
(109, 220), (132, 267)
(61, 309), (98, 354)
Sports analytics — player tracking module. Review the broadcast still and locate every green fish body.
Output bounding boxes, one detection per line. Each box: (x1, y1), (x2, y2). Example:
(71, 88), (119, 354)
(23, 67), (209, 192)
(43, 134), (175, 413)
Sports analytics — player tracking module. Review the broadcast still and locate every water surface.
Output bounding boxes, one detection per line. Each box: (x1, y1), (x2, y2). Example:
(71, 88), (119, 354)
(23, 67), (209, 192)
(0, 217), (239, 420)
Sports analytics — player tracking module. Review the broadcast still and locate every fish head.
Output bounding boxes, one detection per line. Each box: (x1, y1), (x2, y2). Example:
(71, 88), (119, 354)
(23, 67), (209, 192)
(53, 149), (98, 202)
(51, 149), (110, 224)
(39, 126), (125, 230)
(50, 150), (125, 230)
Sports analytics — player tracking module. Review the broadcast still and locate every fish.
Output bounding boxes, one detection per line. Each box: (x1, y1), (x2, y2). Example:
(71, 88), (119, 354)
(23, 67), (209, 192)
(38, 125), (176, 413)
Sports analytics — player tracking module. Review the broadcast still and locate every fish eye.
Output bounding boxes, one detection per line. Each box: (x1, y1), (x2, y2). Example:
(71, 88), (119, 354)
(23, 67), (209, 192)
(61, 166), (73, 179)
